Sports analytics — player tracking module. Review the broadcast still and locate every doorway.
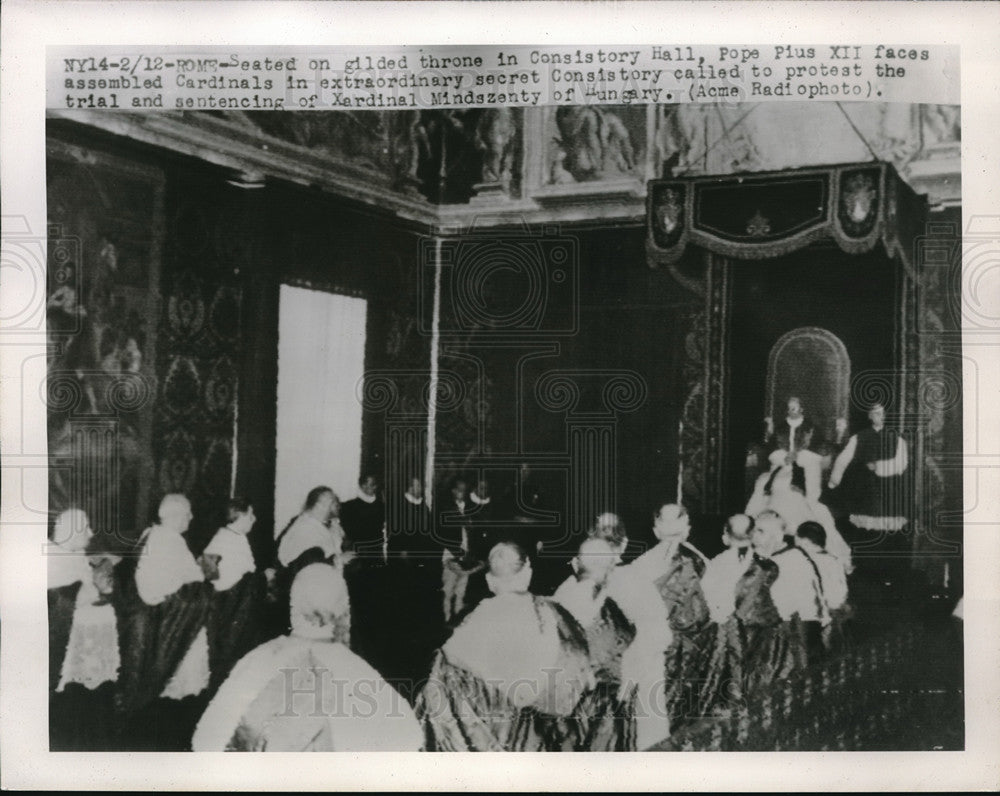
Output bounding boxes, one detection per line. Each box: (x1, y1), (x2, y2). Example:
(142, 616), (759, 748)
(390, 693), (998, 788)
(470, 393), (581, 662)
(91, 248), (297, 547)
(273, 284), (368, 532)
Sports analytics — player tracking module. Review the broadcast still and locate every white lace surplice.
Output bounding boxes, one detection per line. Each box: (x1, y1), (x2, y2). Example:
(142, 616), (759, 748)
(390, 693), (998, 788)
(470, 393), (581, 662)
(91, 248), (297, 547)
(57, 578), (120, 692)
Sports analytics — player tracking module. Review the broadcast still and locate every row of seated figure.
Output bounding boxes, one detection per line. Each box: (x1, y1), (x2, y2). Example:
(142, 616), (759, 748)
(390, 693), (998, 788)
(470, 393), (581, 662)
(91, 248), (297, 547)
(49, 483), (854, 751)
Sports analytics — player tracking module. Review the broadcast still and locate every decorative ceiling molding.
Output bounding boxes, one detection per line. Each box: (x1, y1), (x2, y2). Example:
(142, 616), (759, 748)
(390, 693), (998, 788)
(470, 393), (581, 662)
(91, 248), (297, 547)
(49, 103), (959, 231)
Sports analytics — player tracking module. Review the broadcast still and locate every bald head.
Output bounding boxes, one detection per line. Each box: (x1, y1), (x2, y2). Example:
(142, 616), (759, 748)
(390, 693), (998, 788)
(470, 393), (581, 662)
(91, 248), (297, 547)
(290, 563), (349, 637)
(486, 541), (532, 595)
(574, 537), (618, 583)
(751, 510), (786, 556)
(158, 494), (192, 533)
(653, 503), (690, 542)
(724, 514), (754, 547)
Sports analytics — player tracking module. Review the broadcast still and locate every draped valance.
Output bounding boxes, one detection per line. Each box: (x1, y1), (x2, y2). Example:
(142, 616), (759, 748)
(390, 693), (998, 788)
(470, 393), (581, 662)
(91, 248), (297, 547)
(646, 162), (927, 276)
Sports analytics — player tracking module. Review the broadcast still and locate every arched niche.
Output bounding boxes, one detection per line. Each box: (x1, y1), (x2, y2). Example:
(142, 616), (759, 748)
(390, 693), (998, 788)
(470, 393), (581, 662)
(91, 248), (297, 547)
(766, 326), (850, 447)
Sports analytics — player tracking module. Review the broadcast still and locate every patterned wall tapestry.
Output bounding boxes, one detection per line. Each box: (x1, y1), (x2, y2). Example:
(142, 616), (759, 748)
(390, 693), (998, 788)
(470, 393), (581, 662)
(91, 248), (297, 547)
(154, 189), (245, 543)
(46, 140), (165, 545)
(359, 248), (434, 501)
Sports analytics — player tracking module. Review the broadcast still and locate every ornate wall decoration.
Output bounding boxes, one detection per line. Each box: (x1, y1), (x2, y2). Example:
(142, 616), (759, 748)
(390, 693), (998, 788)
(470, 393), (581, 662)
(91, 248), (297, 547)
(654, 104), (764, 177)
(910, 220), (963, 570)
(837, 169), (880, 239)
(680, 304), (709, 509)
(702, 255), (731, 513)
(647, 162), (925, 275)
(46, 140), (165, 542)
(473, 108), (522, 198)
(544, 105), (646, 185)
(154, 191), (245, 537)
(920, 105), (960, 148)
(197, 110), (400, 183)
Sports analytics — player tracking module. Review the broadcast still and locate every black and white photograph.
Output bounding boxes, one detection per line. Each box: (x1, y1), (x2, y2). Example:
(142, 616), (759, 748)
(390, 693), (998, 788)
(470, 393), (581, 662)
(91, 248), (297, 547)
(2, 3), (999, 792)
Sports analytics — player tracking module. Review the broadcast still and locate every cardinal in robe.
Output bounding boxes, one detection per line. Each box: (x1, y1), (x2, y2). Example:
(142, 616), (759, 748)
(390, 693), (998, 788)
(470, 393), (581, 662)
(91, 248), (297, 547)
(202, 497), (273, 695)
(115, 494), (214, 749)
(272, 486), (349, 640)
(415, 542), (592, 751)
(552, 537), (640, 751)
(192, 563), (421, 751)
(620, 503), (714, 730)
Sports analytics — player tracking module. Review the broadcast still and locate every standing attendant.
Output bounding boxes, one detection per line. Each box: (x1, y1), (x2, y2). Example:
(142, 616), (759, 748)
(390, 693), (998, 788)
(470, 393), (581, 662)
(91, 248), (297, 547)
(385, 476), (442, 697)
(48, 508), (120, 750)
(829, 402), (909, 534)
(339, 474), (386, 659)
(339, 474), (386, 562)
(456, 478), (502, 613)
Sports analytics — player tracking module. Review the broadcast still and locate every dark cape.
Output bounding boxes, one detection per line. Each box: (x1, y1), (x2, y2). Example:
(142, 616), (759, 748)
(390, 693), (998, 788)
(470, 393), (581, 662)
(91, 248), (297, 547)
(270, 524), (336, 637)
(560, 594), (638, 752)
(207, 570), (271, 694)
(702, 554), (809, 707)
(655, 544), (715, 727)
(112, 557), (213, 713)
(415, 595), (591, 751)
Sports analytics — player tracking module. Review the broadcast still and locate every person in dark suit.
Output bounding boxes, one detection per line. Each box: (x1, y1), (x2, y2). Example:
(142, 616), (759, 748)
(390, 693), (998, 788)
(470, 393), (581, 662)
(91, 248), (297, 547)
(384, 476), (442, 698)
(339, 474), (387, 661)
(459, 478), (503, 614)
(339, 474), (386, 563)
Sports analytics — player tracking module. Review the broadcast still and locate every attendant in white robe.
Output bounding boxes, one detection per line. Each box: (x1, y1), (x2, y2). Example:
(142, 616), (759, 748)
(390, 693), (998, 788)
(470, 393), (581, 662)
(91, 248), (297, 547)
(48, 509), (120, 750)
(438, 477), (474, 621)
(701, 514), (755, 624)
(193, 563), (421, 751)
